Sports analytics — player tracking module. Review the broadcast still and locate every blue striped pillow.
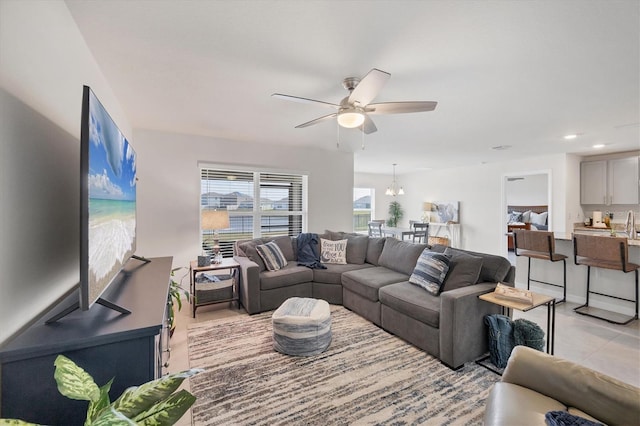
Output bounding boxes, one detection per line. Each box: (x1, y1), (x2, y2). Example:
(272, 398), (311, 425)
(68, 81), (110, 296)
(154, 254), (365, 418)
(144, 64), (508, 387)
(409, 250), (451, 295)
(256, 241), (288, 271)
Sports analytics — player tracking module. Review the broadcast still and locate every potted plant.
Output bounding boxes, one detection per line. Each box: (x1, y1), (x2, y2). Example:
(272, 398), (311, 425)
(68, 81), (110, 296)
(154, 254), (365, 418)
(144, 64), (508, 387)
(0, 355), (202, 425)
(168, 267), (190, 336)
(387, 201), (404, 227)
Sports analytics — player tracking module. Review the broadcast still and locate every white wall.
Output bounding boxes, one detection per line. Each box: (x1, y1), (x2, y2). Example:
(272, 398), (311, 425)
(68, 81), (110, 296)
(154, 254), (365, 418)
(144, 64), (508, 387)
(133, 129), (354, 270)
(505, 174), (548, 205)
(0, 1), (129, 343)
(356, 153), (572, 255)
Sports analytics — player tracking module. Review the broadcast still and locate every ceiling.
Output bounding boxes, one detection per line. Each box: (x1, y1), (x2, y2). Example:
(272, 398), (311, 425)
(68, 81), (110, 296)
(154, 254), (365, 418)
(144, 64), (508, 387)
(65, 0), (639, 175)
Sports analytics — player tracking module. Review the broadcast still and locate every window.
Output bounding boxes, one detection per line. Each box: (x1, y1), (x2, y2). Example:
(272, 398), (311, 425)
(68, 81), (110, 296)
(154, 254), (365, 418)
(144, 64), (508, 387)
(353, 188), (374, 233)
(200, 167), (307, 257)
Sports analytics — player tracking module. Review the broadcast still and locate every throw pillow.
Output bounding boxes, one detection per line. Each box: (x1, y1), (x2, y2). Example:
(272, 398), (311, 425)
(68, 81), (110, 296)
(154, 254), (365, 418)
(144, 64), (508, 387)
(531, 211), (548, 226)
(508, 211), (523, 223)
(256, 241), (288, 271)
(409, 250), (451, 296)
(320, 238), (347, 264)
(441, 248), (483, 292)
(545, 411), (604, 426)
(521, 210), (532, 223)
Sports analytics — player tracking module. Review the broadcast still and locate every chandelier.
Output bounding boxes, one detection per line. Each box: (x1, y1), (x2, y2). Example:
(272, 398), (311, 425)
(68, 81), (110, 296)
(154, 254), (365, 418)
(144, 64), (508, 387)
(385, 163), (404, 196)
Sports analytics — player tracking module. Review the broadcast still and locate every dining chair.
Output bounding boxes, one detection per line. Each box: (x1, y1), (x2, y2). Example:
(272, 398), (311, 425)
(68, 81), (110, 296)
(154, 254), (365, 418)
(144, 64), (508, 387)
(412, 223), (429, 243)
(368, 221), (384, 237)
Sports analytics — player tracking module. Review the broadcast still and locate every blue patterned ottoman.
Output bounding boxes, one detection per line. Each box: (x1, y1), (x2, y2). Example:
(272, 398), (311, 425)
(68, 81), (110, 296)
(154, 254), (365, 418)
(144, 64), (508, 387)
(272, 297), (332, 356)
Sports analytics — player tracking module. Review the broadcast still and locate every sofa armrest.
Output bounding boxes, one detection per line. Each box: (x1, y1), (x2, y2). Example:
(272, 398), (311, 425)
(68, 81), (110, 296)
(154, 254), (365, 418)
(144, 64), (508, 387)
(439, 282), (501, 369)
(501, 346), (640, 425)
(234, 255), (261, 314)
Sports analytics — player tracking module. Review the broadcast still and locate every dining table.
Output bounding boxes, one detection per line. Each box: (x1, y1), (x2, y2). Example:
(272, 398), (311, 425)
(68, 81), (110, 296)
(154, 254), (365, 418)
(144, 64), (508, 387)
(381, 226), (415, 240)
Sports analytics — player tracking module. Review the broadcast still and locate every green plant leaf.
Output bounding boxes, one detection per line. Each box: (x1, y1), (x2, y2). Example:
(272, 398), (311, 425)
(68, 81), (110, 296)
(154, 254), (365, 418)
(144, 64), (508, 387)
(86, 378), (114, 426)
(133, 389), (196, 425)
(0, 420), (41, 425)
(111, 369), (202, 419)
(90, 406), (136, 426)
(54, 355), (101, 403)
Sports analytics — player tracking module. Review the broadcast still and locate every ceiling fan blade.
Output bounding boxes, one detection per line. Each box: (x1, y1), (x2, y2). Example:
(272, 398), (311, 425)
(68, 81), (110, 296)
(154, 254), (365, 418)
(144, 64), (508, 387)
(294, 113), (337, 128)
(348, 68), (390, 106)
(272, 93), (339, 109)
(367, 101), (437, 115)
(360, 115), (377, 134)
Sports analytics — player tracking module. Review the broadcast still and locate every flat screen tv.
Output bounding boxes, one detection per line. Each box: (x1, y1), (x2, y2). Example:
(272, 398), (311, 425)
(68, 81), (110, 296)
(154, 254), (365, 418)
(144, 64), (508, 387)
(47, 86), (146, 324)
(79, 85), (140, 313)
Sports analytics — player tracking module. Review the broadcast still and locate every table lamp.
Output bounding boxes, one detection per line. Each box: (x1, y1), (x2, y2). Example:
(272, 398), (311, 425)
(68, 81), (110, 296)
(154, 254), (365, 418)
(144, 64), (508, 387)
(422, 202), (434, 223)
(201, 209), (230, 264)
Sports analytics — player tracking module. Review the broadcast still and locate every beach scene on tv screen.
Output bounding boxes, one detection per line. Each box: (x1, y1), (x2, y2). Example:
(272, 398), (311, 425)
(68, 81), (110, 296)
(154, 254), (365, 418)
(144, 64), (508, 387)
(88, 91), (136, 304)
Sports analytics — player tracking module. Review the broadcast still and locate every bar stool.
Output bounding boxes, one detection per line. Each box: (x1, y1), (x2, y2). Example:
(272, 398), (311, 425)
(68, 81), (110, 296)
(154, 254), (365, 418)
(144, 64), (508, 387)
(573, 234), (639, 325)
(513, 230), (567, 303)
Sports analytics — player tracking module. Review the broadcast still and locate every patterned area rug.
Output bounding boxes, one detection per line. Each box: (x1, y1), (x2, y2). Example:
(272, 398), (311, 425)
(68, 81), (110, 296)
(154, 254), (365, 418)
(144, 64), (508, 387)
(187, 306), (499, 425)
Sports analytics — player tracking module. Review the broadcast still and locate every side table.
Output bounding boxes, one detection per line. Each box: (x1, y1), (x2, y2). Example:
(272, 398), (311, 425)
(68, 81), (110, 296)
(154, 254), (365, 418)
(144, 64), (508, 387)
(190, 258), (240, 317)
(479, 291), (556, 355)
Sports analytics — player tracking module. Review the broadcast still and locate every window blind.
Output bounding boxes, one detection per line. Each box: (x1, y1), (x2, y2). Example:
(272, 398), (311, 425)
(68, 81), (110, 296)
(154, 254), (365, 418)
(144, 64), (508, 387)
(200, 167), (307, 257)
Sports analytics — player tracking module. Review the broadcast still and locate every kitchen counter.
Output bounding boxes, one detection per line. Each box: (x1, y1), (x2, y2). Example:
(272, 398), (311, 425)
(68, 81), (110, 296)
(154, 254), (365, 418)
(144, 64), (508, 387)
(554, 232), (640, 246)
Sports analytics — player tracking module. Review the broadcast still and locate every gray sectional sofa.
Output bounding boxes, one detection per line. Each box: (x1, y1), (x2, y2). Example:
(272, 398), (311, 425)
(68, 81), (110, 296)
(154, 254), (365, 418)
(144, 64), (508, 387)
(234, 231), (515, 369)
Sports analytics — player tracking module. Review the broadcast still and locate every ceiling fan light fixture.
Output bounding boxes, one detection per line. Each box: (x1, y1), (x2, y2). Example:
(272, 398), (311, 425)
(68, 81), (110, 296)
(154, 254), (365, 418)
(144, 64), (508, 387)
(337, 107), (365, 128)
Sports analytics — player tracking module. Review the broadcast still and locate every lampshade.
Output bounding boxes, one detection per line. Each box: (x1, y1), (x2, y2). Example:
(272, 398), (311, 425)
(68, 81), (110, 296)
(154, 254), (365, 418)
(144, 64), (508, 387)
(202, 209), (230, 230)
(422, 202), (434, 211)
(337, 108), (365, 128)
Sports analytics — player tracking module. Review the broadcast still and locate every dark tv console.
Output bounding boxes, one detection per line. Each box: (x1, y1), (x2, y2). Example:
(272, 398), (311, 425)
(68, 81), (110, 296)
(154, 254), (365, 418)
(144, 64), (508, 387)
(0, 256), (172, 425)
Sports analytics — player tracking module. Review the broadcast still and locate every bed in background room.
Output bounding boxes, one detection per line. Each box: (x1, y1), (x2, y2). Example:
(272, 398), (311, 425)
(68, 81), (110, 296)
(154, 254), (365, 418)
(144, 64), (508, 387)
(506, 205), (549, 250)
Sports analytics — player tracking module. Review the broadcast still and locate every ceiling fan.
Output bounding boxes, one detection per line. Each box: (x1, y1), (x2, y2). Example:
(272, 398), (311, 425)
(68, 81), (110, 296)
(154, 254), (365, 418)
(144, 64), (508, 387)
(272, 68), (437, 134)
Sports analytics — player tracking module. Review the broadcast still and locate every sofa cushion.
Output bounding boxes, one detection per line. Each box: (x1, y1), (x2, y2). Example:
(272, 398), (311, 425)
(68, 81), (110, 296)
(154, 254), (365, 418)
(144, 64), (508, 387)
(324, 230), (346, 241)
(345, 234), (369, 264)
(445, 247), (511, 283)
(379, 281), (441, 328)
(378, 238), (429, 275)
(313, 263), (374, 284)
(342, 266), (409, 302)
(268, 235), (296, 261)
(409, 250), (451, 295)
(260, 264), (314, 290)
(237, 238), (267, 272)
(320, 238), (347, 264)
(256, 241), (288, 271)
(442, 248), (484, 292)
(366, 237), (386, 265)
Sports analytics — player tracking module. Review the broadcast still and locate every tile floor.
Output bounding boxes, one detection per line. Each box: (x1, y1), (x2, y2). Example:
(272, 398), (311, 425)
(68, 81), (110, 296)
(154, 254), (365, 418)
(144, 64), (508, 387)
(170, 296), (640, 425)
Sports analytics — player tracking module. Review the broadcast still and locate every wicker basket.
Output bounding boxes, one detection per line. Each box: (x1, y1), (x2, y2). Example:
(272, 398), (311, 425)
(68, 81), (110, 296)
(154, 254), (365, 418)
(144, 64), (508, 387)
(428, 236), (450, 246)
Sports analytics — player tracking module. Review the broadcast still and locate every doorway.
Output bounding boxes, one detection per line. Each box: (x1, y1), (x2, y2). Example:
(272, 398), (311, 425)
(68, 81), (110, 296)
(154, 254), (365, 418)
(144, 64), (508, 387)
(501, 171), (552, 262)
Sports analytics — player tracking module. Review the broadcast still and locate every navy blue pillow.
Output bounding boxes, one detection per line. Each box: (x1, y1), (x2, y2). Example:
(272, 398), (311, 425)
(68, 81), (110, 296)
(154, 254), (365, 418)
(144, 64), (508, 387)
(545, 411), (604, 426)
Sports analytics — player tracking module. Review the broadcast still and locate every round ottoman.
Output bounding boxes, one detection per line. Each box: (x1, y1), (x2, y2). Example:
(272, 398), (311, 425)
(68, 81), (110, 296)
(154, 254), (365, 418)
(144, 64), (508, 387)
(272, 297), (332, 356)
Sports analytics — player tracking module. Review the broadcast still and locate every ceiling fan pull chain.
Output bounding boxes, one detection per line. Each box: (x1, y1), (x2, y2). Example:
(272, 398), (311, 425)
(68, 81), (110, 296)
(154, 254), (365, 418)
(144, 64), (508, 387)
(336, 120), (340, 149)
(361, 126), (365, 150)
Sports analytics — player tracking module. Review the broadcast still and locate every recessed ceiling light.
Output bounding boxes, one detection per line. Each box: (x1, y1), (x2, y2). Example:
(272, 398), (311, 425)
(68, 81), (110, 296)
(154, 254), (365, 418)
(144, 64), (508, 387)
(593, 144), (606, 149)
(564, 134), (579, 140)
